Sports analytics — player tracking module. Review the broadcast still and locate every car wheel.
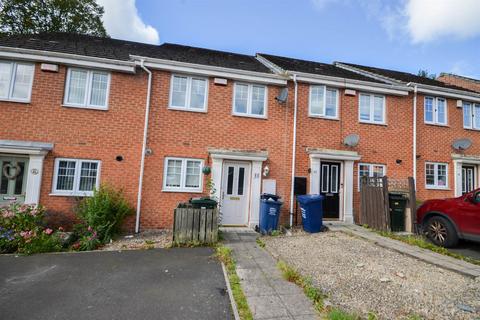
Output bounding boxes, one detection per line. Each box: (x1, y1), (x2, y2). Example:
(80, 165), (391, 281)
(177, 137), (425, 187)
(425, 216), (458, 248)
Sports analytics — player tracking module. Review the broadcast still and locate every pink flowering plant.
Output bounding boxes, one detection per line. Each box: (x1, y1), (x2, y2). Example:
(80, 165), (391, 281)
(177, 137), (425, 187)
(0, 203), (61, 254)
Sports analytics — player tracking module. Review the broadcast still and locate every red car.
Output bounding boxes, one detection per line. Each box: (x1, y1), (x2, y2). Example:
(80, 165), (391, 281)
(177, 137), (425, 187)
(416, 189), (480, 247)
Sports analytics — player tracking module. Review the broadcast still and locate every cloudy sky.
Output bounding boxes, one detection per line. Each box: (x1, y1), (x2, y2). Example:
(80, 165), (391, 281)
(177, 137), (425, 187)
(97, 0), (480, 78)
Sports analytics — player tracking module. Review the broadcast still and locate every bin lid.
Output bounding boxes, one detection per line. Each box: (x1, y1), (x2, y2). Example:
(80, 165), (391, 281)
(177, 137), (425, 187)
(261, 198), (283, 205)
(296, 194), (324, 204)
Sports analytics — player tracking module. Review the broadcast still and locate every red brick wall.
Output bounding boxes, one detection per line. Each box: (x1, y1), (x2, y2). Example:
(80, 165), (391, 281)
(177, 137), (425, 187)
(437, 74), (480, 93)
(293, 82), (414, 222)
(0, 64), (147, 228)
(139, 71), (293, 228)
(415, 94), (480, 201)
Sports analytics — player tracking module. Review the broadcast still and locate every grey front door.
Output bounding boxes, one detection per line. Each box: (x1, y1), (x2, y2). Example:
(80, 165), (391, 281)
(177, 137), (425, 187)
(0, 156), (29, 205)
(462, 165), (475, 194)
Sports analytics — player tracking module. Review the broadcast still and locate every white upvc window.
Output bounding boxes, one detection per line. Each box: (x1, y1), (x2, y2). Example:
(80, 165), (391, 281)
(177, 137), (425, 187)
(424, 96), (447, 125)
(64, 68), (110, 110)
(163, 157), (204, 192)
(233, 82), (267, 118)
(425, 162), (448, 189)
(463, 102), (480, 130)
(358, 163), (386, 189)
(52, 158), (101, 196)
(169, 74), (208, 111)
(309, 85), (339, 119)
(359, 93), (386, 124)
(0, 61), (35, 102)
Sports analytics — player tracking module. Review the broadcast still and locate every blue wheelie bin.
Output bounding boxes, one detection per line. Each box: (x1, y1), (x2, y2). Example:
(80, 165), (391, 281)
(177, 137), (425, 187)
(296, 195), (324, 233)
(259, 194), (283, 234)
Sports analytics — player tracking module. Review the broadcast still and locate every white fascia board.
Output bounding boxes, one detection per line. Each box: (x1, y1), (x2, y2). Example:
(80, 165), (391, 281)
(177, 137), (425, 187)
(131, 55), (288, 85)
(295, 72), (409, 96)
(0, 46), (136, 73)
(416, 85), (480, 103)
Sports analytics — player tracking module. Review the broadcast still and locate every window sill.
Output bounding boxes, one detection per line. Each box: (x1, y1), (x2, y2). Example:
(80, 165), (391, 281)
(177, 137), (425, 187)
(49, 192), (93, 197)
(162, 189), (203, 194)
(62, 104), (109, 111)
(359, 121), (387, 126)
(0, 97), (31, 104)
(309, 115), (339, 121)
(424, 187), (450, 191)
(232, 113), (267, 120)
(424, 122), (449, 128)
(464, 127), (480, 132)
(168, 106), (207, 113)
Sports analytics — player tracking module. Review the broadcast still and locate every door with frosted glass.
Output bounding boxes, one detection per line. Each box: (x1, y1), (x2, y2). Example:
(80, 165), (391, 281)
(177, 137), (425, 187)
(0, 156), (29, 205)
(221, 162), (251, 225)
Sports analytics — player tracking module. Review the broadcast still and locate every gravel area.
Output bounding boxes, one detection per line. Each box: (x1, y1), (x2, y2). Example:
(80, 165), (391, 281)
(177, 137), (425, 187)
(101, 230), (172, 251)
(264, 230), (480, 320)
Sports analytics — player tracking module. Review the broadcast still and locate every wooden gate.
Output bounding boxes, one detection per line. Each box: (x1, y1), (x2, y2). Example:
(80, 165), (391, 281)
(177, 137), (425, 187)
(360, 176), (417, 232)
(173, 207), (219, 245)
(360, 176), (390, 231)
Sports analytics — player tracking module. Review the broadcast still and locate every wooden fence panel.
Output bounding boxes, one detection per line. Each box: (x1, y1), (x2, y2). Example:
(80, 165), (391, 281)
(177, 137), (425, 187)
(173, 208), (219, 245)
(360, 176), (389, 231)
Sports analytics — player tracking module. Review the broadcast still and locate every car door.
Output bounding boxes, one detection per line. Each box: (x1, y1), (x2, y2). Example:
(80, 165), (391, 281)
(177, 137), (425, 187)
(456, 190), (480, 237)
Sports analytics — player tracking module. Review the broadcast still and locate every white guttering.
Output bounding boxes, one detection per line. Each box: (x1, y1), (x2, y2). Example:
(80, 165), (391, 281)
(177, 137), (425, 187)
(293, 71), (408, 96)
(408, 83), (417, 189)
(135, 60), (152, 233)
(289, 74), (298, 227)
(0, 46), (136, 73)
(129, 55), (288, 86)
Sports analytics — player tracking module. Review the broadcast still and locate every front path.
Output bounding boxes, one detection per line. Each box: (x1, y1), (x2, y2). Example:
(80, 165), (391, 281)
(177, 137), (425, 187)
(0, 248), (231, 320)
(223, 229), (318, 320)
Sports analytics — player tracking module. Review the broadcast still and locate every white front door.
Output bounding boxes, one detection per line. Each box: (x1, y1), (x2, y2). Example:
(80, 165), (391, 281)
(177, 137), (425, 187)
(221, 161), (251, 225)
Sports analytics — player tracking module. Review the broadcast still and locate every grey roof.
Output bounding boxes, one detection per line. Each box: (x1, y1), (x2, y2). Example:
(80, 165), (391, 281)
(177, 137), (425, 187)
(258, 53), (388, 84)
(0, 33), (273, 73)
(338, 62), (479, 94)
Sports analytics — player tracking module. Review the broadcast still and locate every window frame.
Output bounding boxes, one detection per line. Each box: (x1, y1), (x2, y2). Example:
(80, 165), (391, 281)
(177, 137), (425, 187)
(358, 163), (386, 190)
(358, 92), (386, 125)
(232, 82), (268, 119)
(63, 68), (111, 110)
(425, 162), (449, 190)
(424, 96), (448, 126)
(51, 158), (101, 196)
(0, 60), (35, 103)
(308, 85), (339, 119)
(162, 157), (204, 193)
(463, 102), (480, 130)
(168, 74), (209, 112)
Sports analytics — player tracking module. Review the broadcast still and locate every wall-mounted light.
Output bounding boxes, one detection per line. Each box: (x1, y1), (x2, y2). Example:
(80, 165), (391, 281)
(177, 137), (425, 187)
(263, 165), (270, 177)
(116, 155), (124, 162)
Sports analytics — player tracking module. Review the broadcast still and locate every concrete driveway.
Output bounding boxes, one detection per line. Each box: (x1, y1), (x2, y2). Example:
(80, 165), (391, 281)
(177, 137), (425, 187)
(0, 248), (232, 320)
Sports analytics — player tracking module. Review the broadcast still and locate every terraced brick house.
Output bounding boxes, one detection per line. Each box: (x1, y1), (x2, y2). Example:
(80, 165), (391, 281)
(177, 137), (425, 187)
(0, 33), (479, 231)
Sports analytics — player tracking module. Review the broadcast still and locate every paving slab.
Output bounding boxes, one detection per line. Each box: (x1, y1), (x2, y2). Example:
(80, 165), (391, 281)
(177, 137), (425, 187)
(222, 228), (319, 320)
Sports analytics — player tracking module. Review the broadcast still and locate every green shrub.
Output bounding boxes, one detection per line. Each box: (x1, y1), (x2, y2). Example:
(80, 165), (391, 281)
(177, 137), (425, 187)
(75, 185), (134, 244)
(0, 204), (62, 254)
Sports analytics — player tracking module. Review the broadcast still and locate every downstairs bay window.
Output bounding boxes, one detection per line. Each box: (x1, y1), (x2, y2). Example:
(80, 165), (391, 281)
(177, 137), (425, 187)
(163, 158), (203, 192)
(52, 159), (101, 196)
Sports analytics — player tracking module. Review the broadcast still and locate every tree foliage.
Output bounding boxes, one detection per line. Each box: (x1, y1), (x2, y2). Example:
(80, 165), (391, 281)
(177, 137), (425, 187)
(0, 0), (107, 37)
(417, 69), (436, 80)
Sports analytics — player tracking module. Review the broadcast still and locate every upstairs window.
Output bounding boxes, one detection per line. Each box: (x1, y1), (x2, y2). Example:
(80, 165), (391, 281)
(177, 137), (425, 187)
(309, 85), (338, 119)
(52, 158), (101, 196)
(425, 162), (448, 189)
(0, 61), (34, 102)
(463, 102), (480, 130)
(424, 97), (447, 125)
(359, 93), (385, 124)
(233, 83), (267, 118)
(163, 158), (203, 192)
(169, 75), (208, 111)
(64, 68), (110, 109)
